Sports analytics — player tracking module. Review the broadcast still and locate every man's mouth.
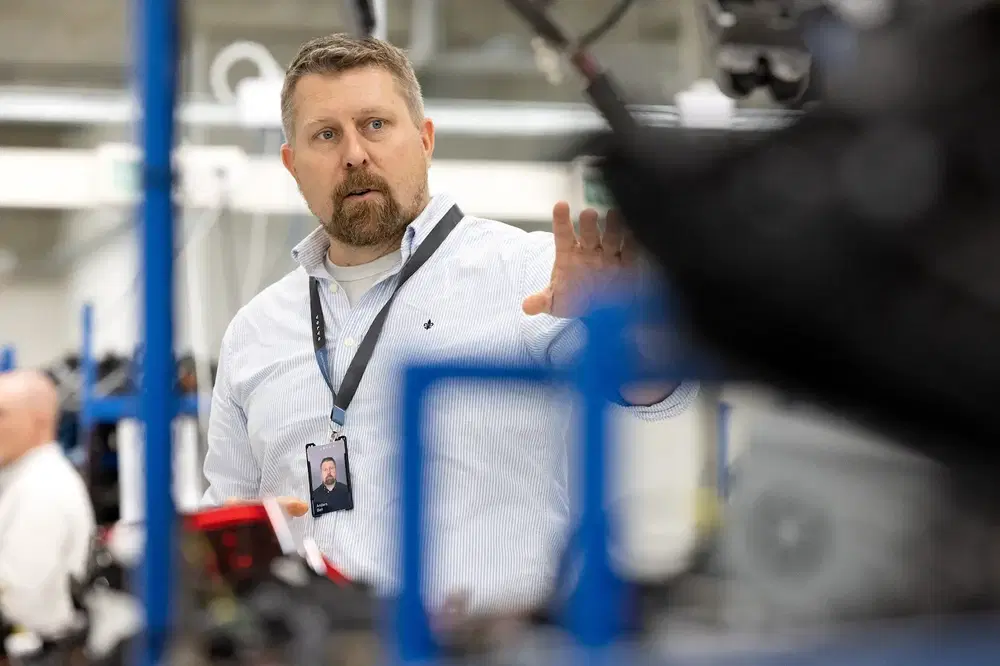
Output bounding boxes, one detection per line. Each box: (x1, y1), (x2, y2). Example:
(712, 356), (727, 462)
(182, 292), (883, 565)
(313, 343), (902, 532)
(345, 188), (377, 199)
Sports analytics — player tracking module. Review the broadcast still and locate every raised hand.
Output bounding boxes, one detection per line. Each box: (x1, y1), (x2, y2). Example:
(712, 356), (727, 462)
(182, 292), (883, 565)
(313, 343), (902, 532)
(522, 201), (635, 319)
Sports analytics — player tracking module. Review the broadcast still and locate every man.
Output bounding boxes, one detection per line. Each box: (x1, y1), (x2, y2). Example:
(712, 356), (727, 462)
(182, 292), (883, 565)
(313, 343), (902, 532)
(0, 371), (95, 641)
(312, 457), (352, 511)
(203, 33), (698, 613)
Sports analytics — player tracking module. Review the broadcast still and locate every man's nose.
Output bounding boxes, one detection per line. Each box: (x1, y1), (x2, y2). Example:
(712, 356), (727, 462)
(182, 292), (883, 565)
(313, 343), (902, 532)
(340, 130), (370, 169)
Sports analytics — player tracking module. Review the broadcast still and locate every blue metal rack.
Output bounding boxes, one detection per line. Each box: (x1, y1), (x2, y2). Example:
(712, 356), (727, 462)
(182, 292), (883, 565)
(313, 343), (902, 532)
(0, 345), (15, 372)
(399, 298), (693, 662)
(78, 304), (201, 432)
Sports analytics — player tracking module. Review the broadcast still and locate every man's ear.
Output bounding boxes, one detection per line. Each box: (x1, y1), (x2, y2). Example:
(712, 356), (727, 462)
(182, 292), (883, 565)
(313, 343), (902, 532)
(280, 142), (296, 178)
(420, 118), (435, 165)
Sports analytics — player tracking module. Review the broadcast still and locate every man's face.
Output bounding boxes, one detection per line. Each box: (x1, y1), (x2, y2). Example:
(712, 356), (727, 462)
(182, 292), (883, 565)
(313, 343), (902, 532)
(281, 67), (435, 251)
(321, 460), (337, 485)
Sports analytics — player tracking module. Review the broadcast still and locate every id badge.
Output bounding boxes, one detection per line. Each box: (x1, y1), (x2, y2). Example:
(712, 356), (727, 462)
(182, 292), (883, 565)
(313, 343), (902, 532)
(305, 429), (355, 517)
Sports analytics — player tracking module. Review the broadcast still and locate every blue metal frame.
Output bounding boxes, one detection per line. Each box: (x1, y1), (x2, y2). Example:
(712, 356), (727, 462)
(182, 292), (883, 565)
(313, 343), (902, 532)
(0, 345), (14, 372)
(398, 300), (644, 662)
(78, 304), (200, 430)
(135, 1), (178, 665)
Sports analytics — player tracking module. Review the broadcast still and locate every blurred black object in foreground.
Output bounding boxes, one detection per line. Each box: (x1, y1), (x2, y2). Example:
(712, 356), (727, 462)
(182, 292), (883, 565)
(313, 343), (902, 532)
(596, 2), (1000, 489)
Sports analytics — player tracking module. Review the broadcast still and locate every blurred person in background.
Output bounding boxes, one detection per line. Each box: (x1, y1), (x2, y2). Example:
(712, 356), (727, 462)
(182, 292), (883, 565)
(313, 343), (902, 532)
(202, 33), (699, 613)
(0, 371), (95, 645)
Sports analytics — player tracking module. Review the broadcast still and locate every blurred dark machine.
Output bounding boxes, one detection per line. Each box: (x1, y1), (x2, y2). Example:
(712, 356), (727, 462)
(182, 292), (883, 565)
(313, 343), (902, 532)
(177, 501), (379, 666)
(485, 0), (1000, 653)
(507, 0), (1000, 492)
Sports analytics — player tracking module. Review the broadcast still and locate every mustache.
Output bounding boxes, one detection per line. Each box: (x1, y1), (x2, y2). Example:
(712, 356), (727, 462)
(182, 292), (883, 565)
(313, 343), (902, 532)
(335, 171), (390, 200)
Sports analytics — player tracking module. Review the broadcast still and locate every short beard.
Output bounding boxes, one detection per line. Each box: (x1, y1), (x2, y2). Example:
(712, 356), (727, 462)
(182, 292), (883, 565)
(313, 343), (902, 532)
(322, 172), (428, 250)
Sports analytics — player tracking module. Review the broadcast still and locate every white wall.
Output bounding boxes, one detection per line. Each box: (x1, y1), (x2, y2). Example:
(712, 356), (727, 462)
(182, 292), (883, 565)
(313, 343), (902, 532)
(62, 206), (308, 359)
(0, 279), (69, 367)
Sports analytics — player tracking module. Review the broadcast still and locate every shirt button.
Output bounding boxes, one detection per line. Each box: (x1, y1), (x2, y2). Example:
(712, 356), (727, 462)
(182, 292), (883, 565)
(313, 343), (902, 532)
(344, 337), (356, 348)
(329, 283), (339, 293)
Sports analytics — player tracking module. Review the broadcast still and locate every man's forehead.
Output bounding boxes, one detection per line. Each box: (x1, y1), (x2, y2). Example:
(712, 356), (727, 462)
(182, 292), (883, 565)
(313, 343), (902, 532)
(0, 376), (19, 398)
(0, 371), (57, 408)
(296, 70), (402, 115)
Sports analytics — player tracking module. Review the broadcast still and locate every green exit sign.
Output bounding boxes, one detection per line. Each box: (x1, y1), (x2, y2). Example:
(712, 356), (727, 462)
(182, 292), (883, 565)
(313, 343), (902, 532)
(581, 167), (614, 210)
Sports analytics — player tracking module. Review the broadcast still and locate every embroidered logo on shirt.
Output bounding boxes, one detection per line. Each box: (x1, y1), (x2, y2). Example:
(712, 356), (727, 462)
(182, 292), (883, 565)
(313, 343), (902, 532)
(423, 319), (434, 330)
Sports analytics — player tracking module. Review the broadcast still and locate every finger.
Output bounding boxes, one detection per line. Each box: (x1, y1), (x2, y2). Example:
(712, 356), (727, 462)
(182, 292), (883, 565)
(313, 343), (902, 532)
(522, 289), (553, 316)
(578, 208), (601, 250)
(602, 209), (625, 260)
(224, 496), (309, 518)
(551, 201), (576, 254)
(277, 496), (309, 517)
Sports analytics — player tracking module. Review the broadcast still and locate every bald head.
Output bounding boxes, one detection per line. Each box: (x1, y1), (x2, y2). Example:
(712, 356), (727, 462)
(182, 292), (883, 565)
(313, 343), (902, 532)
(0, 370), (59, 465)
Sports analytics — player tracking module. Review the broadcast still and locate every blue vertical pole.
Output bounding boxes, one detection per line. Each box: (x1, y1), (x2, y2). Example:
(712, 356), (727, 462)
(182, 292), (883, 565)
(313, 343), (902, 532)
(567, 304), (627, 655)
(137, 0), (178, 664)
(398, 367), (437, 664)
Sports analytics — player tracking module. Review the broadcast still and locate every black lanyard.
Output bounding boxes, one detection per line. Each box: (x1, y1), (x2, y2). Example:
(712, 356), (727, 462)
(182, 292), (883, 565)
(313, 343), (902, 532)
(309, 204), (463, 428)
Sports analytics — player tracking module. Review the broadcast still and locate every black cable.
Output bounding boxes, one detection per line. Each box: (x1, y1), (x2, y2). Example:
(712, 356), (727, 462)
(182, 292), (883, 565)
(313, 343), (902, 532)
(579, 0), (638, 47)
(505, 0), (573, 48)
(504, 0), (640, 137)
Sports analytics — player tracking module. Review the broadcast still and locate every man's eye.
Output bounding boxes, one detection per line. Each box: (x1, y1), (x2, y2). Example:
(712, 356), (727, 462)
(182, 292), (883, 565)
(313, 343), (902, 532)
(318, 129), (335, 140)
(369, 119), (384, 130)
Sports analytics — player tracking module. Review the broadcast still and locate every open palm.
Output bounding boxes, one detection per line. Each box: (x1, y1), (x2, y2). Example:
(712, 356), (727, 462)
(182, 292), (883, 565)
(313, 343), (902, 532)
(522, 201), (635, 319)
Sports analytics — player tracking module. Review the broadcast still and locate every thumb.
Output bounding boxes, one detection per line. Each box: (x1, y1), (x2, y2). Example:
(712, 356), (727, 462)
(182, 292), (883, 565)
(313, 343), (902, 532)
(277, 496), (309, 517)
(224, 495), (309, 518)
(522, 289), (552, 316)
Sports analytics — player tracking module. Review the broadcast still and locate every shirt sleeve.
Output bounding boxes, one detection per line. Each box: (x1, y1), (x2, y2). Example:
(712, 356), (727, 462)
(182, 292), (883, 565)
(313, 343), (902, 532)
(201, 322), (261, 506)
(517, 232), (699, 421)
(0, 492), (80, 638)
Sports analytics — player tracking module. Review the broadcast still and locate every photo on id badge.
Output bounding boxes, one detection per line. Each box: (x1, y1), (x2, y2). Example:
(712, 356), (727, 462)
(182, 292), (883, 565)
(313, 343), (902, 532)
(306, 438), (354, 517)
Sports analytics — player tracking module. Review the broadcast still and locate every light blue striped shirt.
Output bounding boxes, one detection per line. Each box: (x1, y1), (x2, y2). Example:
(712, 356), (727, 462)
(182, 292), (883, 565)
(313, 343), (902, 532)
(202, 192), (698, 613)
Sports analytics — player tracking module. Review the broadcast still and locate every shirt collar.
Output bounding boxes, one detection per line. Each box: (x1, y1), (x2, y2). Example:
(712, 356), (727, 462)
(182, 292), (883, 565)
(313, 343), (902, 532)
(291, 192), (459, 278)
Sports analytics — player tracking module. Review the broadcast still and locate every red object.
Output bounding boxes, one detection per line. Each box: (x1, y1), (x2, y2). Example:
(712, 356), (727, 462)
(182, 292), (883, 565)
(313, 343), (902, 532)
(323, 558), (351, 586)
(185, 504), (269, 531)
(184, 504), (352, 586)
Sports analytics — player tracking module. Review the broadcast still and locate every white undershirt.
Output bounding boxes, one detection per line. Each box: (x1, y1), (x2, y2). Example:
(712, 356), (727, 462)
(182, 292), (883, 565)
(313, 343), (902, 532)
(324, 250), (402, 307)
(0, 443), (96, 638)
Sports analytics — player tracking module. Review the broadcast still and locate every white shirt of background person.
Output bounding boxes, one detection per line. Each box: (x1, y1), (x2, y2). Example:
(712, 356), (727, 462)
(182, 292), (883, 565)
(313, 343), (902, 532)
(0, 371), (96, 639)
